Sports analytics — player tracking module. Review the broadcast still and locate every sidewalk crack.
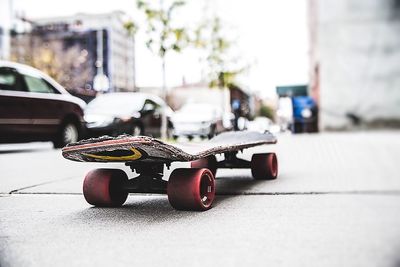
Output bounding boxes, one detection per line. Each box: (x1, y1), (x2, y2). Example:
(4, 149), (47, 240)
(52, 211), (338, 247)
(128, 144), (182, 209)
(6, 189), (400, 196)
(8, 176), (77, 194)
(216, 190), (400, 196)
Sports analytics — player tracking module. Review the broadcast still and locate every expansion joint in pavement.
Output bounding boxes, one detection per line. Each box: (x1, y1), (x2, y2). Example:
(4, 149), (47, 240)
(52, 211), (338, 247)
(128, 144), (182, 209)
(217, 190), (400, 196)
(6, 190), (400, 196)
(8, 176), (77, 194)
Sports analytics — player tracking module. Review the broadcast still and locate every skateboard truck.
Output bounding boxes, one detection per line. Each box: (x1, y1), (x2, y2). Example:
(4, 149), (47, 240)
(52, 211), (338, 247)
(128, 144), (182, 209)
(82, 152), (277, 211)
(217, 151), (251, 169)
(120, 151), (260, 195)
(123, 162), (167, 194)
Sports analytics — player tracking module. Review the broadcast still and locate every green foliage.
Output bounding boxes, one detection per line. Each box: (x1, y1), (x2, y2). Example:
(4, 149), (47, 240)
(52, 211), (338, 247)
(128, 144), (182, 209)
(200, 17), (245, 89)
(136, 0), (190, 58)
(124, 21), (138, 36)
(15, 40), (93, 90)
(259, 105), (275, 121)
(136, 0), (247, 90)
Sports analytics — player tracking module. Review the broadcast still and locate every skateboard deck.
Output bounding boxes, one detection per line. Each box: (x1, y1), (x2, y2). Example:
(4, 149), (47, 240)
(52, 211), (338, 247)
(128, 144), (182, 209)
(62, 131), (277, 164)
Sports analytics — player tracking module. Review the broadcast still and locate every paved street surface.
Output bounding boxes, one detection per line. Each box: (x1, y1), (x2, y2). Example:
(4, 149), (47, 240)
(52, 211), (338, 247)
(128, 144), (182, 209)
(1, 132), (400, 266)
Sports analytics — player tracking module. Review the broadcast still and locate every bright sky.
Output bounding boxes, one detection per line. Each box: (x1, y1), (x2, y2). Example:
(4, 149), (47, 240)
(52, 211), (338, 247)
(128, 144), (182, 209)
(12, 0), (309, 99)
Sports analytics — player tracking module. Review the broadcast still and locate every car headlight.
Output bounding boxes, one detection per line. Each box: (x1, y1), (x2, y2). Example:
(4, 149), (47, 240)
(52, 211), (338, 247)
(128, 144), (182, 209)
(84, 115), (115, 128)
(132, 112), (141, 119)
(97, 117), (115, 127)
(114, 116), (132, 123)
(201, 121), (211, 127)
(301, 108), (312, 118)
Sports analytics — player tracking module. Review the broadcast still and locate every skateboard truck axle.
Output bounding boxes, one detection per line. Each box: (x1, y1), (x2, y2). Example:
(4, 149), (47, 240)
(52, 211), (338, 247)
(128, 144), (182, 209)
(121, 177), (167, 194)
(217, 152), (251, 169)
(123, 162), (167, 194)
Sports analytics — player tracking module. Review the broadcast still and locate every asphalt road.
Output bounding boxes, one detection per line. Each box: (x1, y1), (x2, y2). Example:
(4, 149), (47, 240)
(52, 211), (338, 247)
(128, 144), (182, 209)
(1, 131), (400, 266)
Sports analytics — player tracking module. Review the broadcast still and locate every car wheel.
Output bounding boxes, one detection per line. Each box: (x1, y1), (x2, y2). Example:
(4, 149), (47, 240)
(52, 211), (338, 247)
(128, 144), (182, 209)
(54, 122), (79, 148)
(167, 127), (174, 139)
(207, 125), (216, 139)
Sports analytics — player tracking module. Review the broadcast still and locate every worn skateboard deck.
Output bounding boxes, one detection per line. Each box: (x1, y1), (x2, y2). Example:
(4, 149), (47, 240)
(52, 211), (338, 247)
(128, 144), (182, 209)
(62, 131), (277, 163)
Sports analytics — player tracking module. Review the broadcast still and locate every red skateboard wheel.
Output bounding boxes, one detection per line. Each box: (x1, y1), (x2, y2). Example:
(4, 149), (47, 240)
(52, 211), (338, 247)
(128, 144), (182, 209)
(167, 168), (215, 211)
(251, 153), (278, 180)
(83, 168), (128, 207)
(190, 155), (217, 177)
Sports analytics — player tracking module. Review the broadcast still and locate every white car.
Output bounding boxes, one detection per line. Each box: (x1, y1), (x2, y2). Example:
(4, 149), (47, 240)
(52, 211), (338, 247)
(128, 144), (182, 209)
(247, 117), (281, 134)
(247, 117), (272, 132)
(172, 103), (227, 139)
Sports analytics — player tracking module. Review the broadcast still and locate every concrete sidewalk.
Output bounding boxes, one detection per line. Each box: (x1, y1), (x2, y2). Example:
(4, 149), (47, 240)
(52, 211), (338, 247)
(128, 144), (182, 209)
(1, 131), (400, 266)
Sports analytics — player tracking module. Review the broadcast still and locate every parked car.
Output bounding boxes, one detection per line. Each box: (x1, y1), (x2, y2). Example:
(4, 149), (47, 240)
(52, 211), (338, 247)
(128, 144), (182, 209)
(291, 96), (319, 133)
(292, 96), (318, 133)
(247, 117), (272, 133)
(247, 116), (281, 134)
(171, 103), (227, 139)
(84, 92), (173, 138)
(0, 61), (86, 148)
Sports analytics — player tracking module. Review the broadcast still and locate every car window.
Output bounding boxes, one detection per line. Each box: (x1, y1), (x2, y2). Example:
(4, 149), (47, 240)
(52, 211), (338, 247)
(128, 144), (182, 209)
(0, 68), (23, 91)
(23, 75), (58, 94)
(154, 101), (162, 111)
(144, 103), (155, 111)
(86, 94), (145, 115)
(143, 99), (157, 111)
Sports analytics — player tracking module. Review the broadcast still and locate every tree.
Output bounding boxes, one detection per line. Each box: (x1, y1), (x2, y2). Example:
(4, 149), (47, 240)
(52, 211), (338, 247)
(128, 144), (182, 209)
(195, 16), (246, 117)
(11, 38), (92, 90)
(124, 20), (139, 91)
(259, 104), (275, 121)
(136, 0), (190, 139)
(35, 42), (92, 90)
(205, 17), (244, 90)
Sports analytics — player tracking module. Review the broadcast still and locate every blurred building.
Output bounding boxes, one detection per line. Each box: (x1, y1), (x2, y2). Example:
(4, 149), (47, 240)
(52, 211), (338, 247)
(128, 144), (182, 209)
(10, 11), (136, 92)
(309, 0), (400, 130)
(0, 0), (12, 60)
(172, 83), (254, 118)
(141, 82), (228, 111)
(141, 82), (255, 117)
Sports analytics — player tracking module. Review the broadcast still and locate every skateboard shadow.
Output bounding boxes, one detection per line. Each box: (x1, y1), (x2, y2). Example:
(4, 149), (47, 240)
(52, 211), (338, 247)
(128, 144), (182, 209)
(216, 176), (265, 194)
(67, 176), (274, 223)
(213, 176), (270, 206)
(68, 196), (198, 224)
(0, 143), (53, 154)
(0, 148), (50, 154)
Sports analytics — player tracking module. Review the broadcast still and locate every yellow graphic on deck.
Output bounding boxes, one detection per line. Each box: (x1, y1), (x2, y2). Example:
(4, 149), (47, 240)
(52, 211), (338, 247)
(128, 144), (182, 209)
(83, 147), (142, 161)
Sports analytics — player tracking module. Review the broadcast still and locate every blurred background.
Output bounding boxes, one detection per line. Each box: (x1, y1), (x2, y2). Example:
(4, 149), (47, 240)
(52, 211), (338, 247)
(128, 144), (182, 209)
(1, 0), (400, 146)
(1, 2), (400, 265)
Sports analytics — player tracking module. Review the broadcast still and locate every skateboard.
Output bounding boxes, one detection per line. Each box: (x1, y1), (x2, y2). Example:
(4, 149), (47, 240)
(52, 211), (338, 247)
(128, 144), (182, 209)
(62, 131), (278, 211)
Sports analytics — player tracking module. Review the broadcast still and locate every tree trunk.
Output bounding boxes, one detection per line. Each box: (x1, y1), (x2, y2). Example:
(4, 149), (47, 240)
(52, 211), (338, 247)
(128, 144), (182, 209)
(161, 56), (168, 139)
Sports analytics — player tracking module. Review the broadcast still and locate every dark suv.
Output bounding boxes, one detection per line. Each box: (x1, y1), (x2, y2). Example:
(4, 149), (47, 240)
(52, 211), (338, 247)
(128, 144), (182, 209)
(0, 61), (86, 148)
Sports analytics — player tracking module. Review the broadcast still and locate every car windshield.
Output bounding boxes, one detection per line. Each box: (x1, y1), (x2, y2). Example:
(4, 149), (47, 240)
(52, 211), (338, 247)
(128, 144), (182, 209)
(86, 94), (145, 115)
